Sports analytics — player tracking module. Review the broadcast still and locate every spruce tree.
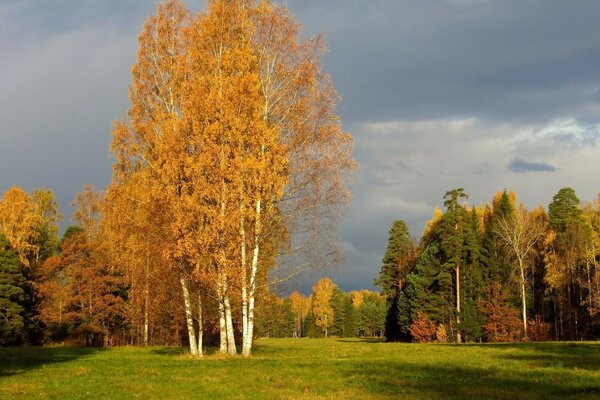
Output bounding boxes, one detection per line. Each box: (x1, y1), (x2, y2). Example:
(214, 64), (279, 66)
(375, 220), (416, 341)
(343, 294), (356, 337)
(330, 288), (346, 337)
(0, 235), (28, 345)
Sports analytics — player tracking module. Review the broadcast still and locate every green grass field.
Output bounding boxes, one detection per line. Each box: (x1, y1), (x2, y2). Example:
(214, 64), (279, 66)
(1, 339), (599, 399)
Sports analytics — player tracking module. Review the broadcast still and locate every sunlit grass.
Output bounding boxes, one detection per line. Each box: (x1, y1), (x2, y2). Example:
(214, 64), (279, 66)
(1, 339), (599, 399)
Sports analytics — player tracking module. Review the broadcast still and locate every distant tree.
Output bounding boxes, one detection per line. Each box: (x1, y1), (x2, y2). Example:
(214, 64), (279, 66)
(343, 294), (356, 337)
(495, 205), (546, 339)
(311, 278), (336, 337)
(0, 186), (44, 266)
(330, 288), (346, 337)
(409, 311), (437, 343)
(0, 235), (27, 345)
(39, 188), (125, 346)
(440, 188), (469, 343)
(480, 190), (515, 283)
(374, 220), (417, 341)
(479, 283), (522, 342)
(289, 291), (311, 337)
(546, 188), (591, 339)
(356, 291), (386, 337)
(404, 243), (453, 336)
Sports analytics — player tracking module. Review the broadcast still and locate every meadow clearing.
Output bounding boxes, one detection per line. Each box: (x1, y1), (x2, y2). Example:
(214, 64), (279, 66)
(1, 338), (599, 399)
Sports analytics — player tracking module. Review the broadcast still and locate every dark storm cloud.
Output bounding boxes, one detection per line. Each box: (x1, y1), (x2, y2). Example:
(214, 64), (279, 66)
(288, 0), (600, 123)
(507, 159), (556, 173)
(2, 1), (600, 292)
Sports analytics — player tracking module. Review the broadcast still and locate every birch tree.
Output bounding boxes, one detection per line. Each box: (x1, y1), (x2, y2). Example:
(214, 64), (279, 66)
(495, 205), (547, 339)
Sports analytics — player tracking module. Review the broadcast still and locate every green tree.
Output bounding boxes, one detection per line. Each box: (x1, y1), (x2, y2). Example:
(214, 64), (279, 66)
(343, 294), (356, 337)
(404, 243), (453, 335)
(374, 220), (416, 341)
(330, 288), (346, 337)
(547, 188), (591, 339)
(0, 235), (27, 345)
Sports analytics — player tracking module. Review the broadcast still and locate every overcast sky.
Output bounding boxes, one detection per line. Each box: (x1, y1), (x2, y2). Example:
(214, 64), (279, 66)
(2, 0), (600, 293)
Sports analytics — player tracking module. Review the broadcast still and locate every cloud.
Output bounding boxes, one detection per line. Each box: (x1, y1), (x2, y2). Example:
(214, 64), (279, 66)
(3, 0), (600, 292)
(507, 159), (556, 173)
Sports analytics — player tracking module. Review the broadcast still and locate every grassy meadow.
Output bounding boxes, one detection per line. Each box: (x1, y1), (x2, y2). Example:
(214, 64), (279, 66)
(1, 338), (599, 399)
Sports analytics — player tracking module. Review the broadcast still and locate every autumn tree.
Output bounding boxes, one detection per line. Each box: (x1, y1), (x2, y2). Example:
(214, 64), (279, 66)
(39, 188), (126, 347)
(311, 278), (336, 337)
(289, 291), (311, 337)
(479, 283), (523, 342)
(0, 187), (44, 266)
(494, 205), (546, 339)
(409, 311), (437, 343)
(109, 0), (353, 357)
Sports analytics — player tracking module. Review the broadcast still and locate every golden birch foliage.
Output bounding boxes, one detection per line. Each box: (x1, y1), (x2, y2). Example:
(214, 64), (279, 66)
(73, 185), (104, 240)
(351, 290), (365, 308)
(107, 0), (353, 350)
(252, 1), (354, 276)
(289, 291), (310, 331)
(0, 186), (43, 265)
(422, 206), (443, 241)
(311, 277), (336, 334)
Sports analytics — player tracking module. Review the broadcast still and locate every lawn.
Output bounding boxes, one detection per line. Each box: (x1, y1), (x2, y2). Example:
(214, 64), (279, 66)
(1, 339), (599, 399)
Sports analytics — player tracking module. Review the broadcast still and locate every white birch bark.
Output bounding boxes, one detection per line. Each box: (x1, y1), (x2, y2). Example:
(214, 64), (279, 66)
(224, 293), (237, 355)
(243, 198), (261, 357)
(217, 276), (228, 354)
(197, 291), (203, 357)
(180, 276), (198, 356)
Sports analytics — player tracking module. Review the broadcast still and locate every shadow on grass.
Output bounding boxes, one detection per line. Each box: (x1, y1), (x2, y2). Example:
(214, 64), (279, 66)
(435, 342), (600, 372)
(342, 360), (600, 399)
(336, 338), (386, 344)
(150, 346), (222, 357)
(0, 347), (104, 378)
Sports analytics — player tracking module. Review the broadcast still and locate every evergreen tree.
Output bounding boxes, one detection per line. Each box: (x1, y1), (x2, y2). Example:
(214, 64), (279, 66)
(0, 235), (28, 345)
(485, 191), (514, 280)
(547, 188), (590, 339)
(404, 243), (453, 331)
(330, 288), (346, 337)
(375, 220), (416, 341)
(342, 294), (356, 337)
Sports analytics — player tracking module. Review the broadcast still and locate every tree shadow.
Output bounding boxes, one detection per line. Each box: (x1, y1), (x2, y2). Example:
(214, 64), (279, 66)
(435, 342), (600, 372)
(0, 347), (104, 378)
(149, 345), (221, 357)
(336, 338), (386, 343)
(342, 360), (600, 399)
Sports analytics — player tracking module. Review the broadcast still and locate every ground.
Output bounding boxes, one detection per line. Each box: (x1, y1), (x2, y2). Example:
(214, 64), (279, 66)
(0, 338), (599, 399)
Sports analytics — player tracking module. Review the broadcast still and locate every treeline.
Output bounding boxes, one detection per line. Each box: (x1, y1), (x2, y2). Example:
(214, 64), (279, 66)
(377, 188), (600, 343)
(254, 278), (385, 338)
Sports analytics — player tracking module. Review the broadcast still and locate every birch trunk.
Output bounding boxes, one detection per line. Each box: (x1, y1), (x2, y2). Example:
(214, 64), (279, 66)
(519, 258), (528, 339)
(180, 276), (198, 356)
(143, 250), (149, 346)
(217, 277), (228, 354)
(240, 206), (249, 355)
(242, 198), (261, 357)
(197, 292), (203, 357)
(456, 264), (461, 344)
(224, 293), (237, 355)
